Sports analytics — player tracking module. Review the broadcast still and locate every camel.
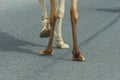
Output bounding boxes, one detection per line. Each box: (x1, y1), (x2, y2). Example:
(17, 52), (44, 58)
(40, 0), (85, 61)
(39, 0), (69, 48)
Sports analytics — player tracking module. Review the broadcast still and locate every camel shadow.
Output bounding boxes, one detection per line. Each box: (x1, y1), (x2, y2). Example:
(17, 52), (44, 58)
(0, 31), (46, 55)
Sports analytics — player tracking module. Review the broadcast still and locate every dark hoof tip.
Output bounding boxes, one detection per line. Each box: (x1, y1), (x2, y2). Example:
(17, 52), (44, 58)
(40, 29), (50, 38)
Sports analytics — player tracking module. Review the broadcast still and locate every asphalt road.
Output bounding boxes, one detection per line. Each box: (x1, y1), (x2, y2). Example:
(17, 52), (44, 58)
(0, 0), (120, 80)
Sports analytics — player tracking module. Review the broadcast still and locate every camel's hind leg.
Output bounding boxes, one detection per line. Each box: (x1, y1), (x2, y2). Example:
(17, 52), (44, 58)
(40, 0), (57, 55)
(70, 0), (85, 61)
(39, 0), (50, 38)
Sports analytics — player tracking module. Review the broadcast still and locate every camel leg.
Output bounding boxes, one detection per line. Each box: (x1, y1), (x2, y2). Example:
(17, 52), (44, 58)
(70, 0), (85, 61)
(39, 0), (47, 18)
(40, 0), (57, 55)
(55, 0), (69, 48)
(39, 0), (50, 38)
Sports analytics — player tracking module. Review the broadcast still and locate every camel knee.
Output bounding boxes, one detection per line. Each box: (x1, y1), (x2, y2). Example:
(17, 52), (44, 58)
(49, 14), (57, 26)
(70, 7), (78, 23)
(57, 5), (65, 19)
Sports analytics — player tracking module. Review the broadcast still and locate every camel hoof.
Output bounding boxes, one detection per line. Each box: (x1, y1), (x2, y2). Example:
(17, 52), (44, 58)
(40, 49), (54, 56)
(56, 40), (69, 49)
(40, 28), (50, 38)
(72, 55), (85, 61)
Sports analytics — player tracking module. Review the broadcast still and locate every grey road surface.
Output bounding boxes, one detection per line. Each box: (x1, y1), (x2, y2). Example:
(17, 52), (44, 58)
(0, 0), (120, 80)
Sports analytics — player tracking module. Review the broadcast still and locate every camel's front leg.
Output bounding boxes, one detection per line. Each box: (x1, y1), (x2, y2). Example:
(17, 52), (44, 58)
(70, 0), (85, 61)
(40, 0), (57, 55)
(55, 0), (69, 48)
(39, 0), (50, 38)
